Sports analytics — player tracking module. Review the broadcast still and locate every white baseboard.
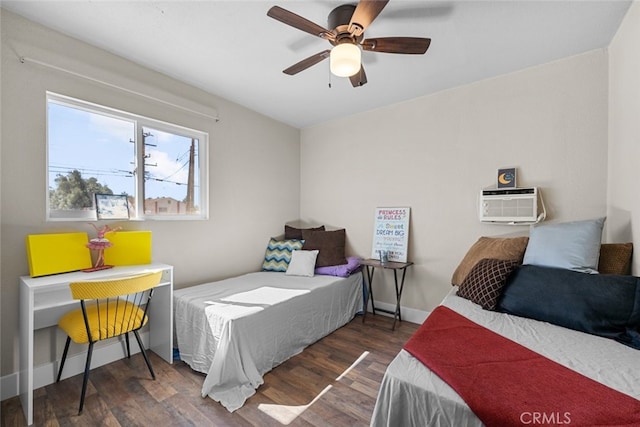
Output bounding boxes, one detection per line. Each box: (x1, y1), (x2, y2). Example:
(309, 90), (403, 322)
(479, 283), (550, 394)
(1, 332), (149, 402)
(1, 372), (19, 401)
(366, 301), (429, 325)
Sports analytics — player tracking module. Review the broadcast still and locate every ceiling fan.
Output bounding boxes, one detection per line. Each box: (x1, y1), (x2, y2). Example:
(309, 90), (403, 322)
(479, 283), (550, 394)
(267, 0), (431, 87)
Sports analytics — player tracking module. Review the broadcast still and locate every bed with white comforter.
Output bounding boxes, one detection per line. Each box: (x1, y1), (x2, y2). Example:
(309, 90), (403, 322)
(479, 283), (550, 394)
(174, 271), (363, 412)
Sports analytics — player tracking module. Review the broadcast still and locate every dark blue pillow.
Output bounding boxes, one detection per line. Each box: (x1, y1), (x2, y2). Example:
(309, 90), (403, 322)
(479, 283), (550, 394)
(497, 265), (640, 349)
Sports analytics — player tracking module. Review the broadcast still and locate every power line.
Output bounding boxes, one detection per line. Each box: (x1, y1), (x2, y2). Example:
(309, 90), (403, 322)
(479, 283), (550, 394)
(145, 176), (198, 187)
(49, 166), (133, 179)
(49, 165), (196, 187)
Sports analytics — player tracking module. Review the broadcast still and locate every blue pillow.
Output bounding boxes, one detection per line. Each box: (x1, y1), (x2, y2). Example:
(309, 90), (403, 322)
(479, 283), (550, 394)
(522, 217), (605, 273)
(497, 265), (640, 349)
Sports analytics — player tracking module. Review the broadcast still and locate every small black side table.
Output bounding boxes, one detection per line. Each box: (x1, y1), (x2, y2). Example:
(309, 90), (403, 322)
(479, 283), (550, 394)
(361, 258), (413, 330)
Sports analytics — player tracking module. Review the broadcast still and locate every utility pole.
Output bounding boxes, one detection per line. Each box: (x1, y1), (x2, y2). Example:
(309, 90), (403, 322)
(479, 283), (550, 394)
(185, 138), (195, 213)
(141, 130), (157, 209)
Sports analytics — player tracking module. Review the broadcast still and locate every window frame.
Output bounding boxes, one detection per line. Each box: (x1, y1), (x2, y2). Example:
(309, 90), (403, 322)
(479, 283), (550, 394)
(46, 92), (209, 221)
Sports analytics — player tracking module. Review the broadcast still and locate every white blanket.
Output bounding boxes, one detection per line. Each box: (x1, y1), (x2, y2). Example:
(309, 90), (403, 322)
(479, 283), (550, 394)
(370, 288), (640, 427)
(174, 271), (363, 411)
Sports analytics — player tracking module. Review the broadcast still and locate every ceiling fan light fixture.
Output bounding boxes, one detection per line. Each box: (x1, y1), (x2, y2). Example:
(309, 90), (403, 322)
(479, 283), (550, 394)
(330, 43), (361, 77)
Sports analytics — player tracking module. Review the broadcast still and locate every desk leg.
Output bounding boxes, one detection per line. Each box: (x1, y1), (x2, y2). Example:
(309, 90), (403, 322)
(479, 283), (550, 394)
(149, 280), (173, 364)
(19, 284), (34, 425)
(391, 267), (408, 331)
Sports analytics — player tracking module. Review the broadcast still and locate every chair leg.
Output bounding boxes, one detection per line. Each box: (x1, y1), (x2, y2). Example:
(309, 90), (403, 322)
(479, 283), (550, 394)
(56, 336), (71, 382)
(132, 330), (155, 380)
(125, 332), (131, 358)
(78, 342), (94, 415)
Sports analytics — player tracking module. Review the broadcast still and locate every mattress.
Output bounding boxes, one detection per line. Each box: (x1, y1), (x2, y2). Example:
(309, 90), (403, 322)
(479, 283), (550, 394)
(370, 288), (640, 427)
(174, 271), (363, 412)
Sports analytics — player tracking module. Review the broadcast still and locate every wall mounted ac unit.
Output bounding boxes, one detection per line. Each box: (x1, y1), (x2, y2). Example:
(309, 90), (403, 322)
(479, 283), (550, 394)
(479, 187), (542, 223)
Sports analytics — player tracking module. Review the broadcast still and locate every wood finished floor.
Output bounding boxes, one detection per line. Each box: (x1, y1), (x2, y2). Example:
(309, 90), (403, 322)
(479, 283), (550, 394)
(2, 314), (419, 427)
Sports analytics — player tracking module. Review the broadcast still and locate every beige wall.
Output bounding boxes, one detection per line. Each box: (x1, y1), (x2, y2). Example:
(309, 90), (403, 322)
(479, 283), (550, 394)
(300, 50), (609, 312)
(1, 10), (300, 376)
(608, 1), (640, 273)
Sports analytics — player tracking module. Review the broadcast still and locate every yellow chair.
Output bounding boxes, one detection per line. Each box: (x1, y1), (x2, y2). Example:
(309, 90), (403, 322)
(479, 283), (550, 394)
(56, 271), (163, 414)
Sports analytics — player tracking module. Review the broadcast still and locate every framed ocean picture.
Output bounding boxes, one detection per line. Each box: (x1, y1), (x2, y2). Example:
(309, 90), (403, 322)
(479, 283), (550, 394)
(95, 194), (130, 220)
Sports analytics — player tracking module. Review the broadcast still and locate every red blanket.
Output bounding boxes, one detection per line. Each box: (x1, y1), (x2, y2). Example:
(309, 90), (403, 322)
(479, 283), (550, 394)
(404, 306), (640, 426)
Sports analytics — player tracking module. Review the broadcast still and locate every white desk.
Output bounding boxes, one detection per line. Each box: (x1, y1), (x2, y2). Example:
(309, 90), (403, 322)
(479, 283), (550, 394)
(19, 263), (173, 425)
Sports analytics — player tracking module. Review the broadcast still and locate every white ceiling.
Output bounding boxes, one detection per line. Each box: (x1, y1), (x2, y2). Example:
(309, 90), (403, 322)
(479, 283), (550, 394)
(1, 0), (632, 129)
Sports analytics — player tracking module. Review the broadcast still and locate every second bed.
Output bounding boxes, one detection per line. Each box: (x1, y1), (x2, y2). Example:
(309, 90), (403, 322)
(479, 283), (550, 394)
(174, 271), (363, 412)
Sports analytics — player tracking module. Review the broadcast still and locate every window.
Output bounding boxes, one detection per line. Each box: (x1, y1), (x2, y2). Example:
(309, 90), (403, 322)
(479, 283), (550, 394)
(47, 93), (208, 220)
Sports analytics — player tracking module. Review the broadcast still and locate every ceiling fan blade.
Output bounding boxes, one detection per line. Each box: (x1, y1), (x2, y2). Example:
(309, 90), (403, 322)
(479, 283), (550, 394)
(349, 0), (390, 37)
(349, 65), (368, 87)
(283, 50), (331, 75)
(362, 37), (431, 54)
(267, 6), (334, 41)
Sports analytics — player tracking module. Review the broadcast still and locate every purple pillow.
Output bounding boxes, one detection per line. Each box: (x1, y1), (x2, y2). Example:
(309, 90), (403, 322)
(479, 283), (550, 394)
(315, 256), (362, 277)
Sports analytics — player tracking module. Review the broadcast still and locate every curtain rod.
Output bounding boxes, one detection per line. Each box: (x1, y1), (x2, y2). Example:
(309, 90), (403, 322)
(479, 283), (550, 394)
(19, 55), (220, 122)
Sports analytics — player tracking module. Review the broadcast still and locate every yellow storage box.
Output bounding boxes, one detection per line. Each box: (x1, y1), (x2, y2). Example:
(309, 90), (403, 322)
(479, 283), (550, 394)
(103, 231), (152, 266)
(26, 232), (93, 277)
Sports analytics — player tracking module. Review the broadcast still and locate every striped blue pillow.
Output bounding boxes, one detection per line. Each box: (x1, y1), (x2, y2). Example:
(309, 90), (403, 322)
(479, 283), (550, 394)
(262, 238), (304, 272)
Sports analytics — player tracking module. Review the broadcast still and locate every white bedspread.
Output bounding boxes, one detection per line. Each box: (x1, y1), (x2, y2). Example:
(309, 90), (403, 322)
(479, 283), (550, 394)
(370, 288), (640, 427)
(174, 271), (363, 412)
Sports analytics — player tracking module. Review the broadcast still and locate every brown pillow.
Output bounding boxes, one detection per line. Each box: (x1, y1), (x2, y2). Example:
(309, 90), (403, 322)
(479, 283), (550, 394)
(451, 236), (529, 286)
(301, 229), (346, 267)
(598, 243), (633, 275)
(284, 225), (325, 240)
(457, 258), (519, 310)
